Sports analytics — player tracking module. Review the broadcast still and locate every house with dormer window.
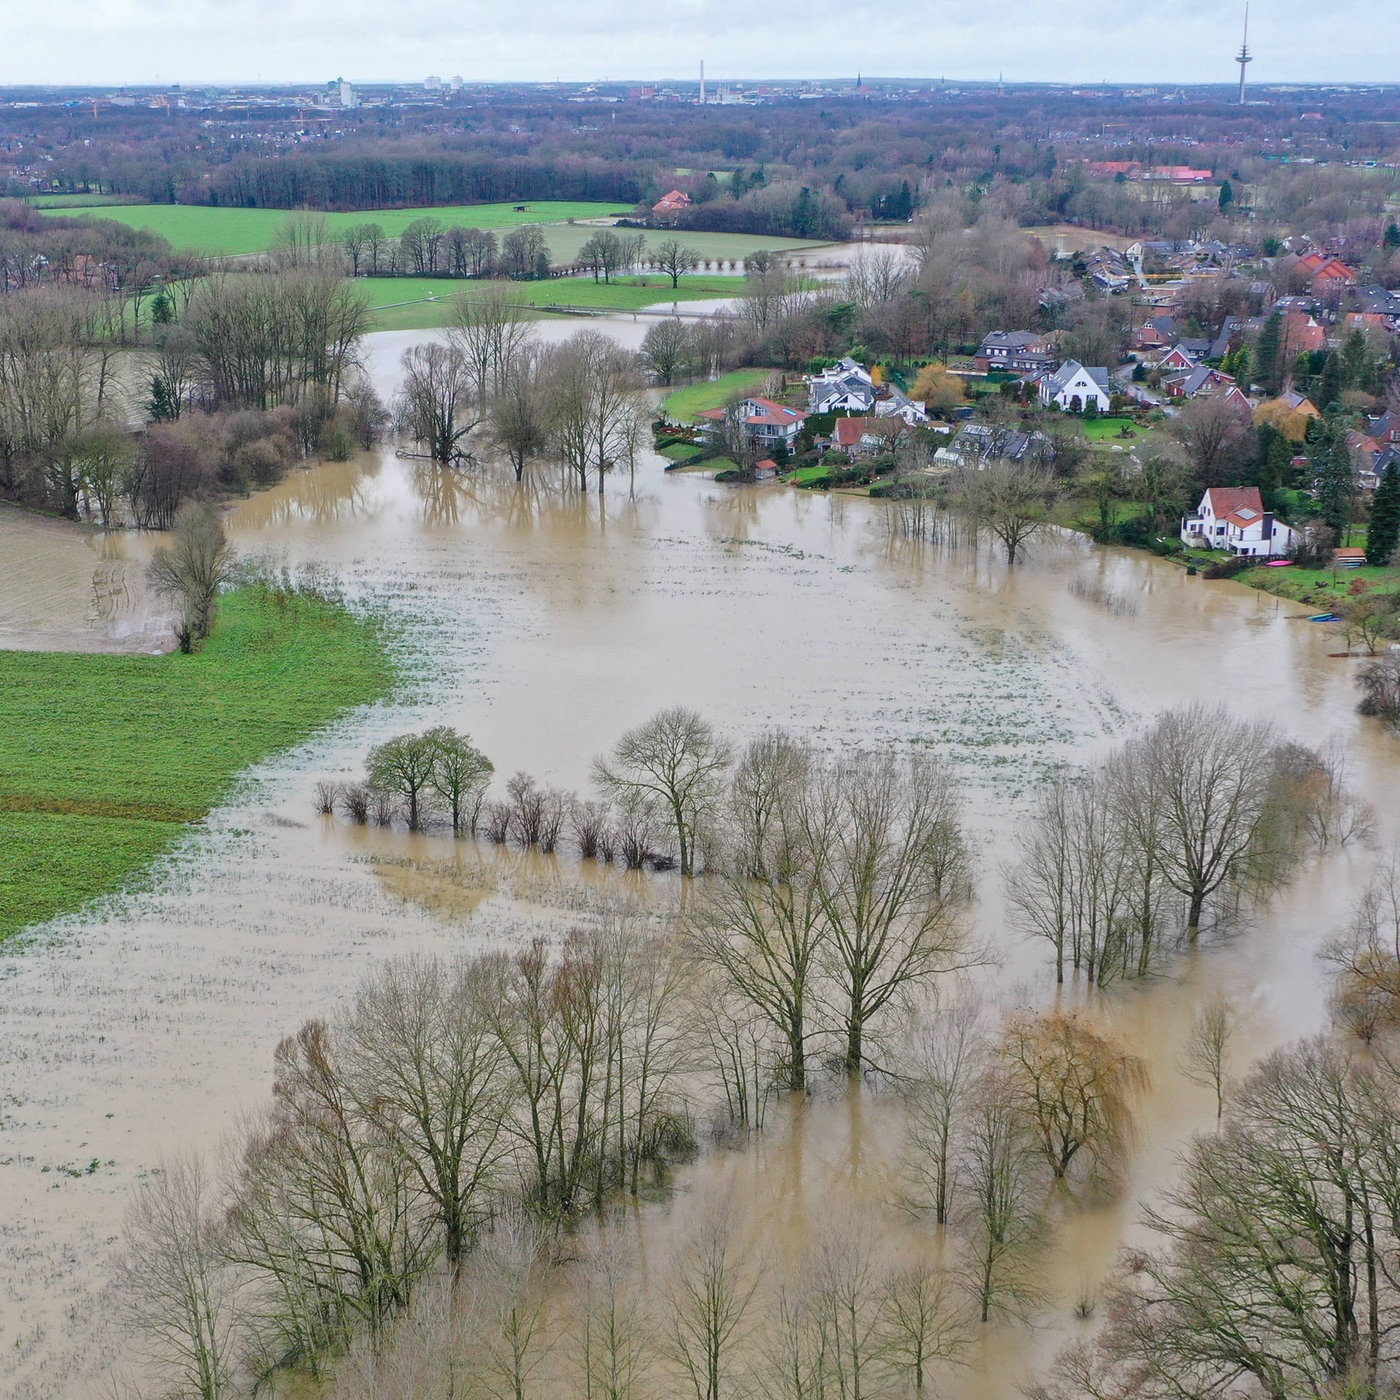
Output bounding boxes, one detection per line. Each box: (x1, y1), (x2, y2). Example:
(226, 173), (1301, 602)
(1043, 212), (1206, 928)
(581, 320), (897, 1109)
(1180, 486), (1297, 558)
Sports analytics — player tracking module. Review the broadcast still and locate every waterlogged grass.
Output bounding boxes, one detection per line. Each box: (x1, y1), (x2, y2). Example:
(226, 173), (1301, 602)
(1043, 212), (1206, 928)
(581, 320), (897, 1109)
(0, 587), (396, 941)
(663, 369), (779, 421)
(37, 200), (633, 255)
(364, 274), (747, 331)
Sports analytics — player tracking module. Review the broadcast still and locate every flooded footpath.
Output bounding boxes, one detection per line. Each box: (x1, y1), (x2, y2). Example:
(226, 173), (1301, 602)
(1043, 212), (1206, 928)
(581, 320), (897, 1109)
(1, 320), (1397, 1399)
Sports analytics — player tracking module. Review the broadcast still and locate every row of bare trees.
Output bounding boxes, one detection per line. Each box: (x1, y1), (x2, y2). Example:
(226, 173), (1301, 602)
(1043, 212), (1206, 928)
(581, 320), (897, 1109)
(119, 922), (694, 1397)
(1006, 704), (1364, 984)
(120, 927), (1163, 1400)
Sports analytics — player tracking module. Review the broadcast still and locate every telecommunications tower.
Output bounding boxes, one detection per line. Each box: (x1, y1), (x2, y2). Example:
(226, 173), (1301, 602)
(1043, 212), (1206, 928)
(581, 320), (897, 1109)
(1235, 4), (1253, 105)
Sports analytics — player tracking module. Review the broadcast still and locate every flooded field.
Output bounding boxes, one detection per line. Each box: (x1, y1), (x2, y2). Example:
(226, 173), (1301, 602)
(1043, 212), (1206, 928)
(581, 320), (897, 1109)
(0, 509), (171, 654)
(1, 321), (1398, 1399)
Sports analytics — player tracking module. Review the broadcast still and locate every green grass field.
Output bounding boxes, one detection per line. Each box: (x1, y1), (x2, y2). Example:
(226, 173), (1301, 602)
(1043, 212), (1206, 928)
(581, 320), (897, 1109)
(38, 201), (632, 256)
(663, 369), (779, 422)
(0, 586), (396, 942)
(39, 200), (825, 266)
(362, 274), (746, 331)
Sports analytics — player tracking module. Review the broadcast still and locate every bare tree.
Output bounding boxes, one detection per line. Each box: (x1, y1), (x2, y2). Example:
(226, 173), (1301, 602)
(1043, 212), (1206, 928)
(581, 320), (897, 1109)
(488, 348), (550, 483)
(452, 284), (534, 404)
(1168, 394), (1252, 490)
(655, 239), (701, 290)
(1069, 1039), (1400, 1400)
(394, 342), (477, 465)
(662, 1202), (757, 1400)
(594, 707), (734, 878)
(640, 318), (695, 386)
(956, 1073), (1045, 1324)
(115, 1154), (238, 1400)
(1179, 994), (1235, 1119)
(804, 751), (972, 1076)
(1126, 704), (1291, 939)
(544, 331), (647, 494)
(573, 1237), (652, 1400)
(879, 1263), (966, 1395)
(901, 1000), (985, 1225)
(949, 458), (1058, 565)
(146, 500), (236, 649)
(343, 954), (509, 1271)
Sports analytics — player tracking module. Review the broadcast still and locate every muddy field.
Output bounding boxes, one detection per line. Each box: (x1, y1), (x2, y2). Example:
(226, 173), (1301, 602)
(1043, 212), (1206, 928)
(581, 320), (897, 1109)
(1, 323), (1398, 1400)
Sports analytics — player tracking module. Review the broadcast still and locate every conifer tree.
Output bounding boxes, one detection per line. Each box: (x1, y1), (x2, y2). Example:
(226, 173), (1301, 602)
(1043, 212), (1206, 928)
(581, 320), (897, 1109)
(1367, 460), (1400, 567)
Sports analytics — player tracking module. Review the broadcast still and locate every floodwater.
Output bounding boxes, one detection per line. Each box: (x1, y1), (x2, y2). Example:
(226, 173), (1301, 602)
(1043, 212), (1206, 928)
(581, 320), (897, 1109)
(0, 509), (172, 653)
(2, 316), (1398, 1400)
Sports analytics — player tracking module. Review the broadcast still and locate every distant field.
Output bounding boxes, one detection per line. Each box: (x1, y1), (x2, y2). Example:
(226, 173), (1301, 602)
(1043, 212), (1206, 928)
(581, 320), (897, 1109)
(38, 201), (632, 255)
(664, 369), (780, 421)
(361, 274), (746, 331)
(39, 201), (824, 265)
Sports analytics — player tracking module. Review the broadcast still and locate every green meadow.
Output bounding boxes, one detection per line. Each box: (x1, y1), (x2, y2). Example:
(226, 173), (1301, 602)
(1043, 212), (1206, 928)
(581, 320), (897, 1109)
(0, 587), (396, 942)
(362, 274), (746, 330)
(40, 200), (825, 265)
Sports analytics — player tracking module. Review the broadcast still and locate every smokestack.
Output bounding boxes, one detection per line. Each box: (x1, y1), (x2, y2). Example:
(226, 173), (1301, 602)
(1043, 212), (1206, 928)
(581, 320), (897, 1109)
(700, 60), (706, 106)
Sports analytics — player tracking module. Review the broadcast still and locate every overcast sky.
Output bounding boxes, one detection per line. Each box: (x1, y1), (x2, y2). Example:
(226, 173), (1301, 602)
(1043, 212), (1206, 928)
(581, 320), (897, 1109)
(7, 0), (1399, 89)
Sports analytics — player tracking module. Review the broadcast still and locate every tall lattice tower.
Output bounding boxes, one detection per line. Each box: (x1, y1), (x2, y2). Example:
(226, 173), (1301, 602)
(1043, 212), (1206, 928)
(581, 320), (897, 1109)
(1236, 4), (1253, 105)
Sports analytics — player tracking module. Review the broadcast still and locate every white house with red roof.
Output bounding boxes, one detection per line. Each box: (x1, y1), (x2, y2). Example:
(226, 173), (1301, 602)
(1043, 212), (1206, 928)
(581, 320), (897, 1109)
(1180, 486), (1297, 558)
(697, 397), (809, 451)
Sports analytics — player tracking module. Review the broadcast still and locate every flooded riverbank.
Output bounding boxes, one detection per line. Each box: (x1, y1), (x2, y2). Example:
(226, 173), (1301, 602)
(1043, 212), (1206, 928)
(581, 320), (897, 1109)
(2, 320), (1397, 1400)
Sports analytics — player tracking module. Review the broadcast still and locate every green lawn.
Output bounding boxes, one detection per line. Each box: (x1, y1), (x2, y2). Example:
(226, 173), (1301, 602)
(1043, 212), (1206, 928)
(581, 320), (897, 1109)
(361, 273), (746, 331)
(1241, 562), (1400, 605)
(663, 369), (780, 422)
(0, 586), (396, 942)
(1080, 416), (1140, 441)
(39, 201), (824, 266)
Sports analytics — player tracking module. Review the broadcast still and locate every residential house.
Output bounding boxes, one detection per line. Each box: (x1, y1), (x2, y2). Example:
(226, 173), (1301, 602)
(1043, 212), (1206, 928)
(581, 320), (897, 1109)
(1162, 365), (1237, 401)
(697, 397), (809, 452)
(934, 423), (1054, 470)
(1180, 486), (1297, 557)
(808, 357), (876, 415)
(1038, 360), (1113, 412)
(651, 189), (693, 220)
(1155, 344), (1202, 373)
(1084, 247), (1130, 292)
(1296, 251), (1358, 292)
(873, 387), (930, 425)
(1133, 314), (1177, 352)
(974, 330), (1056, 376)
(833, 416), (907, 460)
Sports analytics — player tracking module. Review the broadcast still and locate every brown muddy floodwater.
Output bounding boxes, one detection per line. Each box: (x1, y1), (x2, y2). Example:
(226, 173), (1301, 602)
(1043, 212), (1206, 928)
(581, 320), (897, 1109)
(2, 319), (1399, 1400)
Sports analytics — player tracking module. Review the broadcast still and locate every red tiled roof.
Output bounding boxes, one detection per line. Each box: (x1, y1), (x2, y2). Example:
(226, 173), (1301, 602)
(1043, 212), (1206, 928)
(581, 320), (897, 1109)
(1205, 486), (1265, 520)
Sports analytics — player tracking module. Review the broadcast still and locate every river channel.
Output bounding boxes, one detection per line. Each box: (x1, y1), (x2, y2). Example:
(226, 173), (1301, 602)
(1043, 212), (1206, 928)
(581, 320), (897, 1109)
(1, 315), (1397, 1399)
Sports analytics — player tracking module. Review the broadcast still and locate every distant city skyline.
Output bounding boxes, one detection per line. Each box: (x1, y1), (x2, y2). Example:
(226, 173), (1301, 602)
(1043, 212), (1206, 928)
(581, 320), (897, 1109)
(6, 1), (1400, 89)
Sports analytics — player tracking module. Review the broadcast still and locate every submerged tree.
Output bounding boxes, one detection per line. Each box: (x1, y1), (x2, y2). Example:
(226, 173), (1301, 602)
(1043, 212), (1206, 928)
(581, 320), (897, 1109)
(146, 500), (235, 650)
(593, 707), (734, 878)
(997, 1010), (1147, 1181)
(394, 341), (477, 465)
